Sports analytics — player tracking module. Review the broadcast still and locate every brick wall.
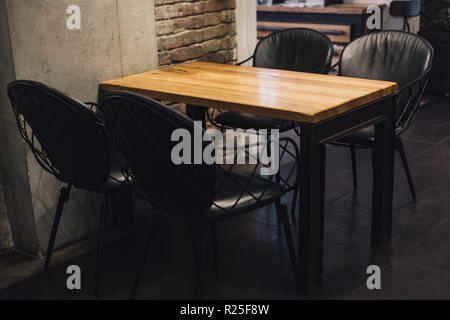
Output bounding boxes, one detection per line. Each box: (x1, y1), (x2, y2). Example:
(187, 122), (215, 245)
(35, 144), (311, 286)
(154, 0), (237, 66)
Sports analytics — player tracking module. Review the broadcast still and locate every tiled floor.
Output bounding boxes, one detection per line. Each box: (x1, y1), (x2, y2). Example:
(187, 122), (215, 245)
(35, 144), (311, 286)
(1, 97), (450, 300)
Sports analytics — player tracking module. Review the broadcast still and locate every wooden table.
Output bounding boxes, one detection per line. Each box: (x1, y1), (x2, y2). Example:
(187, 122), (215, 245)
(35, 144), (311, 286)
(101, 62), (398, 295)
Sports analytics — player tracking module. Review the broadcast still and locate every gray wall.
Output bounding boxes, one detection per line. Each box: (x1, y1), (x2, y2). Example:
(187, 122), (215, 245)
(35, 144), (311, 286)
(0, 0), (38, 253)
(0, 0), (158, 255)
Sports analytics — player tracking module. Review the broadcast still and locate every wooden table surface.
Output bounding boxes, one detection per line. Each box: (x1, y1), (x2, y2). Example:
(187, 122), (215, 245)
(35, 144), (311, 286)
(101, 62), (397, 124)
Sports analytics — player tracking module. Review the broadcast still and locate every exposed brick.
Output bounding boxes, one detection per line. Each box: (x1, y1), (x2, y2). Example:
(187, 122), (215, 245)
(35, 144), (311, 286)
(204, 12), (221, 26)
(159, 34), (184, 51)
(202, 39), (220, 54)
(205, 0), (236, 13)
(158, 51), (172, 65)
(220, 10), (235, 23)
(155, 0), (237, 67)
(219, 36), (237, 50)
(192, 1), (206, 15)
(155, 3), (197, 20)
(159, 29), (205, 50)
(155, 6), (170, 20)
(201, 49), (236, 63)
(184, 15), (204, 30)
(228, 22), (237, 36)
(203, 24), (228, 41)
(154, 0), (183, 6)
(156, 20), (173, 36)
(171, 45), (204, 62)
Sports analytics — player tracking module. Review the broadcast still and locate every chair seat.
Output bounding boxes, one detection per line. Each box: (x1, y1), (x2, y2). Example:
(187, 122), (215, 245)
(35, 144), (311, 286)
(204, 168), (287, 221)
(214, 111), (295, 132)
(339, 125), (375, 146)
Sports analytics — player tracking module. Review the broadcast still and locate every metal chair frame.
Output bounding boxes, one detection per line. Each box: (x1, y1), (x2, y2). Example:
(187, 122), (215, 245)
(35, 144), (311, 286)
(7, 81), (130, 296)
(100, 91), (300, 299)
(327, 32), (433, 200)
(206, 28), (334, 136)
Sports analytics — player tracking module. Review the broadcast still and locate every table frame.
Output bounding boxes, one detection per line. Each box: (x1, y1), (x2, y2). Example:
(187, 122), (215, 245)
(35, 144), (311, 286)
(186, 93), (396, 296)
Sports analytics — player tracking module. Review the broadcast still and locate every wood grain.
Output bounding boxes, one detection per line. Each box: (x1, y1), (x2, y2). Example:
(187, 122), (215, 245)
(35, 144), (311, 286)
(257, 4), (386, 15)
(100, 62), (397, 124)
(257, 21), (351, 43)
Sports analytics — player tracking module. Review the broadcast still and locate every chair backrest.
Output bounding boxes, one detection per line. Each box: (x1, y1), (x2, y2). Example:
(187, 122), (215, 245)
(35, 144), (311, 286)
(339, 31), (433, 133)
(390, 1), (421, 18)
(7, 80), (110, 189)
(253, 28), (334, 73)
(100, 91), (216, 217)
(340, 31), (433, 87)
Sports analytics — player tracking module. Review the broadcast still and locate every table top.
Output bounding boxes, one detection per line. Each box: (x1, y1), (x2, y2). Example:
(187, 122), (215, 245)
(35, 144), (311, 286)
(100, 62), (397, 124)
(257, 4), (386, 15)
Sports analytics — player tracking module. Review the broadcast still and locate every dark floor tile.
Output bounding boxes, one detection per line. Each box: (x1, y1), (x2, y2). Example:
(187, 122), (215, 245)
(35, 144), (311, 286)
(415, 97), (450, 122)
(402, 119), (450, 145)
(399, 220), (450, 273)
(2, 98), (450, 300)
(348, 260), (450, 300)
(0, 251), (34, 269)
(321, 242), (395, 299)
(0, 251), (38, 292)
(398, 138), (434, 159)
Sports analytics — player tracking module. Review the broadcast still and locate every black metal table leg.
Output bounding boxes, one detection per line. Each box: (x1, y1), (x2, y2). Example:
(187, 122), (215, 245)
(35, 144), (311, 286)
(371, 98), (396, 245)
(184, 95), (396, 297)
(297, 124), (326, 296)
(295, 94), (396, 296)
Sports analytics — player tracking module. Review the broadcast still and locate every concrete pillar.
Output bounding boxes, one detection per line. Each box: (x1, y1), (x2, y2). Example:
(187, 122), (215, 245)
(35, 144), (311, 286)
(0, 0), (39, 254)
(0, 0), (158, 255)
(235, 0), (257, 65)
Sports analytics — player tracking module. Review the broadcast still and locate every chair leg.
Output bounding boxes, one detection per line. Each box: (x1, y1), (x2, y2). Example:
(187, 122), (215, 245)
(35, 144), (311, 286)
(94, 193), (109, 296)
(130, 213), (162, 300)
(350, 143), (358, 190)
(276, 200), (299, 291)
(396, 138), (417, 201)
(44, 184), (72, 271)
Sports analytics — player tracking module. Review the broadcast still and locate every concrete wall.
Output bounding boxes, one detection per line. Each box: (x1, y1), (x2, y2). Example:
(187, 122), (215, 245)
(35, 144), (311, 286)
(0, 0), (39, 253)
(0, 0), (13, 251)
(0, 172), (12, 250)
(0, 0), (158, 255)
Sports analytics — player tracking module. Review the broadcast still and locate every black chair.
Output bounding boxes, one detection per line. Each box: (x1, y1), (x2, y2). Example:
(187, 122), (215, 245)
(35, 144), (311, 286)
(207, 28), (334, 132)
(100, 91), (300, 299)
(390, 1), (421, 32)
(207, 28), (333, 218)
(329, 31), (434, 200)
(7, 80), (131, 295)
